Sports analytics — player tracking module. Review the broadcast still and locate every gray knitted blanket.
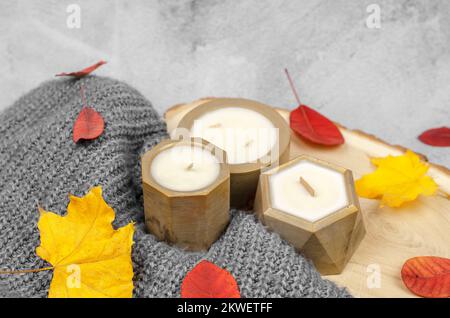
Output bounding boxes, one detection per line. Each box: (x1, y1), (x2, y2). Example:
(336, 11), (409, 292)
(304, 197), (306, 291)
(0, 76), (351, 298)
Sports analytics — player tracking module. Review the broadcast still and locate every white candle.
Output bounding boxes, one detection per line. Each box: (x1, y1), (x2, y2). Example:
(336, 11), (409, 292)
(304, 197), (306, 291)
(190, 107), (278, 164)
(269, 160), (348, 222)
(150, 145), (220, 192)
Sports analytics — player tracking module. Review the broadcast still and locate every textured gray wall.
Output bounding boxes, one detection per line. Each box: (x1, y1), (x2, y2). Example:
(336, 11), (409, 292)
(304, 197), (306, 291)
(0, 0), (448, 166)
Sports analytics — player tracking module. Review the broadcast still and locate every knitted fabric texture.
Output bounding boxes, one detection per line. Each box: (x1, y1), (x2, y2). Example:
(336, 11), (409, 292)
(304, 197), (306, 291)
(0, 76), (351, 298)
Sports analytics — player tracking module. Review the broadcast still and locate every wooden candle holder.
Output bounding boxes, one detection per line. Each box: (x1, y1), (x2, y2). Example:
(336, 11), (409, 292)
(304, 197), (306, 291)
(141, 138), (230, 251)
(176, 98), (290, 209)
(254, 155), (366, 275)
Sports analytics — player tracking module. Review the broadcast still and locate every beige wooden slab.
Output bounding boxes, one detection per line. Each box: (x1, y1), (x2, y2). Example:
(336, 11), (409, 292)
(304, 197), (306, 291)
(164, 98), (450, 298)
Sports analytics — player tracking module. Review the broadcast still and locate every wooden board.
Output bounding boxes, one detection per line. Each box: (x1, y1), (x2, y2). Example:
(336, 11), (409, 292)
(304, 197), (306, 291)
(164, 99), (450, 298)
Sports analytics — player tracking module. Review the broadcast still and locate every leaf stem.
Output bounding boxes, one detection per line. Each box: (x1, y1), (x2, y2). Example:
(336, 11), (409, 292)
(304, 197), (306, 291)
(80, 83), (87, 108)
(284, 68), (301, 106)
(285, 68), (315, 134)
(0, 266), (53, 275)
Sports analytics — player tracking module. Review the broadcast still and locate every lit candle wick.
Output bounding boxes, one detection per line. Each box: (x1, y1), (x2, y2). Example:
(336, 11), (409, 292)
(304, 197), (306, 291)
(245, 139), (254, 147)
(186, 162), (194, 170)
(208, 123), (222, 128)
(299, 177), (315, 197)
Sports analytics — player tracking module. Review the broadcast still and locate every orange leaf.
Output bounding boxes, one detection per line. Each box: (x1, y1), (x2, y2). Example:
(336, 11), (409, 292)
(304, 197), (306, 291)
(401, 256), (450, 298)
(56, 60), (107, 77)
(73, 107), (105, 143)
(73, 84), (104, 143)
(181, 260), (240, 298)
(285, 68), (344, 146)
(290, 104), (344, 146)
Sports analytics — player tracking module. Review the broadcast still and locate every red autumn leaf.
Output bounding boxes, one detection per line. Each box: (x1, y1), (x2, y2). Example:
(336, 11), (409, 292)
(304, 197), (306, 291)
(418, 127), (450, 147)
(290, 105), (345, 146)
(181, 260), (240, 298)
(401, 256), (450, 298)
(73, 84), (104, 143)
(284, 68), (344, 146)
(73, 107), (105, 143)
(56, 60), (107, 77)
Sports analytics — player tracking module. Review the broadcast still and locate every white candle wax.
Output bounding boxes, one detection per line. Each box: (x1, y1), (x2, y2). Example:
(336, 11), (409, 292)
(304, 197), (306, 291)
(150, 145), (220, 192)
(190, 107), (277, 164)
(269, 161), (348, 222)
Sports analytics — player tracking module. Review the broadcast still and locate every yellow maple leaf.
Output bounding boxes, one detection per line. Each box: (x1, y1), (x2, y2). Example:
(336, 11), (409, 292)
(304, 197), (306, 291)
(355, 150), (438, 207)
(36, 186), (134, 298)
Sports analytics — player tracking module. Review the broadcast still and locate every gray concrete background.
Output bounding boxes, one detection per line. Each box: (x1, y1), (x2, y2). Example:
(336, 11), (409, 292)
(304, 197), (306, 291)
(0, 0), (448, 166)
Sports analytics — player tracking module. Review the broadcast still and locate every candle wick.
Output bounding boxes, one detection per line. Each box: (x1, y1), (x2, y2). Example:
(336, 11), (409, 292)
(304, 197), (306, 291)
(299, 177), (315, 197)
(245, 139), (254, 147)
(284, 68), (302, 106)
(208, 123), (222, 128)
(186, 162), (194, 170)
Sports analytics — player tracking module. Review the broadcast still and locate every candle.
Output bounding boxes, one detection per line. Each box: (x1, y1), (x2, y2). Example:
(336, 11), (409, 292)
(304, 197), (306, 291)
(191, 107), (277, 164)
(254, 155), (365, 275)
(176, 98), (290, 209)
(269, 161), (349, 222)
(151, 145), (220, 192)
(141, 138), (230, 251)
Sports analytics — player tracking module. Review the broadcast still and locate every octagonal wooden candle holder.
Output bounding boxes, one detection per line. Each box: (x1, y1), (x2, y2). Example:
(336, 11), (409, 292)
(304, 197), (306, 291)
(254, 155), (366, 275)
(141, 138), (230, 251)
(175, 98), (290, 209)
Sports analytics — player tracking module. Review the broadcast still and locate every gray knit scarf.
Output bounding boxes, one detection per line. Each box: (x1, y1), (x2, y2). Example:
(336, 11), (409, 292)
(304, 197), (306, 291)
(0, 76), (351, 298)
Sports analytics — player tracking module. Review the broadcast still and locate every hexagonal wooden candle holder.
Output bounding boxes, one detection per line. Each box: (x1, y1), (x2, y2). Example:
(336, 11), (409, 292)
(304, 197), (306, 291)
(141, 138), (230, 251)
(254, 155), (366, 275)
(175, 98), (291, 209)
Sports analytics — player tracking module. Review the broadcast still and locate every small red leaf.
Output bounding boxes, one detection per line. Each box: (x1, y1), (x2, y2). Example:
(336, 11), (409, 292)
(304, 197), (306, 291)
(56, 60), (107, 78)
(418, 127), (450, 147)
(401, 256), (450, 298)
(290, 105), (345, 146)
(181, 260), (240, 298)
(73, 107), (105, 143)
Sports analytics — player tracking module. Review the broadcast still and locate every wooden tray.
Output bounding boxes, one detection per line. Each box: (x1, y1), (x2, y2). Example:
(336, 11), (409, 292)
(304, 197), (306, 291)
(164, 98), (450, 298)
